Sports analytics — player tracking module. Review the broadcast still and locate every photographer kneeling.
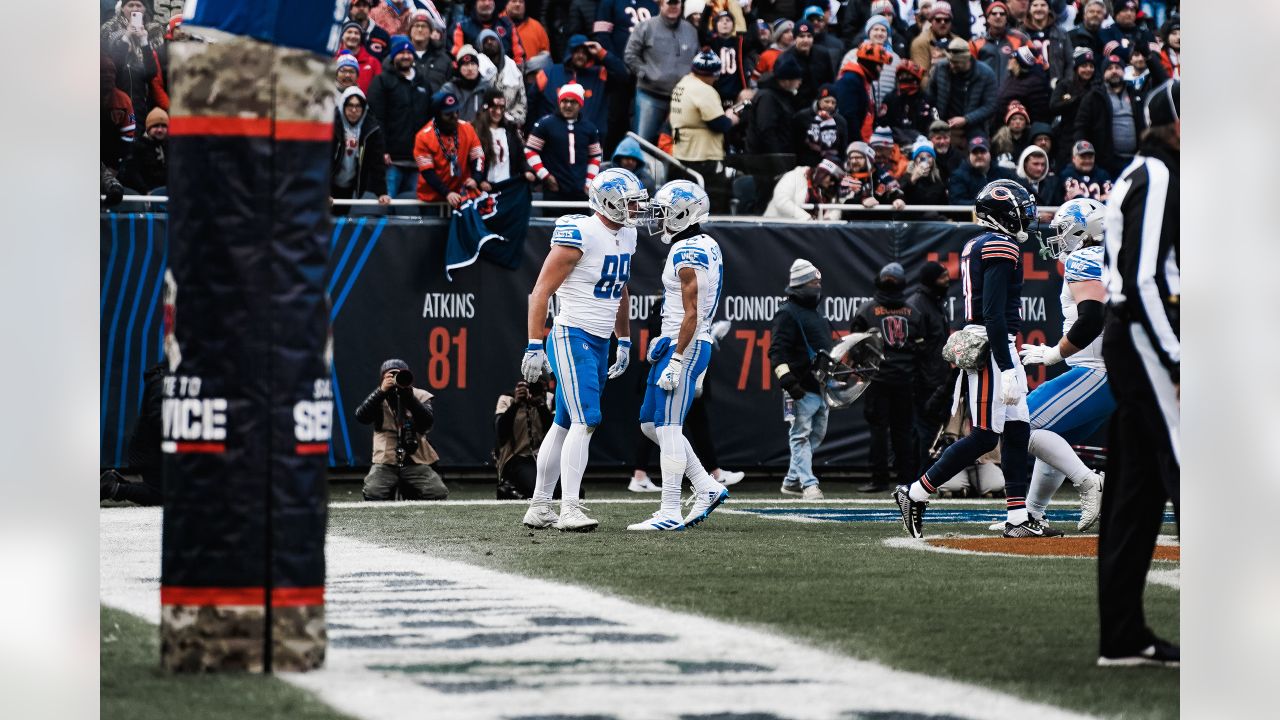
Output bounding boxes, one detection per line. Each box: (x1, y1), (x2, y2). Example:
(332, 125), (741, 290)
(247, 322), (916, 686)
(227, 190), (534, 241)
(494, 379), (553, 500)
(355, 359), (448, 501)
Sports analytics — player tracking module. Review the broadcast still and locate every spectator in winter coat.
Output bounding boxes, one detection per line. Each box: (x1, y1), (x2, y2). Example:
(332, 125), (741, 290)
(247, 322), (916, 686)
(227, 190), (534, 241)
(530, 35), (629, 141)
(755, 19), (795, 78)
(1049, 48), (1097, 169)
(505, 0), (550, 63)
(102, 0), (162, 122)
(905, 260), (954, 468)
(348, 0), (393, 60)
(601, 136), (657, 195)
(330, 87), (390, 211)
(1074, 53), (1144, 175)
(991, 101), (1031, 169)
(336, 53), (361, 97)
(765, 159), (846, 220)
(474, 89), (531, 193)
(842, 15), (906, 107)
(625, 2), (700, 142)
(409, 9), (454, 93)
(780, 22), (836, 108)
(453, 0), (525, 63)
(708, 11), (752, 103)
(995, 46), (1052, 124)
(414, 90), (484, 206)
(337, 22), (383, 93)
(833, 41), (889, 144)
(869, 126), (909, 179)
(841, 140), (905, 209)
(1067, 0), (1107, 59)
(926, 118), (963, 183)
(747, 57), (803, 154)
(1100, 0), (1156, 57)
(543, 0), (599, 61)
(524, 83), (603, 202)
(968, 1), (1030, 91)
(924, 40), (998, 140)
(442, 45), (495, 125)
(1013, 144), (1060, 208)
(802, 5), (846, 71)
(101, 55), (137, 172)
(881, 60), (933, 146)
(477, 29), (528, 127)
(909, 2), (961, 77)
(791, 84), (849, 168)
(1157, 17), (1179, 80)
(947, 135), (1016, 204)
(367, 38), (435, 197)
(901, 139), (949, 206)
(1058, 140), (1112, 202)
(1027, 120), (1054, 166)
(1019, 0), (1072, 86)
(121, 107), (168, 193)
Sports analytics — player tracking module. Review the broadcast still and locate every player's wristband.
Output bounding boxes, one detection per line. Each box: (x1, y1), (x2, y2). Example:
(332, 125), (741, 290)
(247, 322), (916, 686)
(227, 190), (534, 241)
(670, 353), (684, 363)
(526, 339), (543, 351)
(617, 336), (631, 347)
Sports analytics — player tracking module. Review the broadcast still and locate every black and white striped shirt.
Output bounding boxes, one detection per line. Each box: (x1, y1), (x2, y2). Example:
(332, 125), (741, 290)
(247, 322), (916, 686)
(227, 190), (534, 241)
(1103, 140), (1180, 380)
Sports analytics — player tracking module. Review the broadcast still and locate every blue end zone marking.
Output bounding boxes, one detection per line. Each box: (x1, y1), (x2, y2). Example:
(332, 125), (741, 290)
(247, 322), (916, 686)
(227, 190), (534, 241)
(739, 507), (1177, 524)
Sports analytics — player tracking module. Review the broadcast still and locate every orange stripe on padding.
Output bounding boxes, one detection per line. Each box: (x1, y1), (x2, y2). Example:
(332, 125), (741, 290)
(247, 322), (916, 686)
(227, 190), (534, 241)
(170, 116), (271, 137)
(295, 443), (329, 455)
(275, 120), (332, 141)
(161, 586), (324, 607)
(169, 117), (331, 141)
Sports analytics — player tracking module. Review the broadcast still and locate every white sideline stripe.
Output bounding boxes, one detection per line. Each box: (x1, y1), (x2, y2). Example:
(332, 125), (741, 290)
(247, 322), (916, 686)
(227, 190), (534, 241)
(1148, 569), (1180, 590)
(101, 509), (1094, 720)
(330, 497), (1082, 509)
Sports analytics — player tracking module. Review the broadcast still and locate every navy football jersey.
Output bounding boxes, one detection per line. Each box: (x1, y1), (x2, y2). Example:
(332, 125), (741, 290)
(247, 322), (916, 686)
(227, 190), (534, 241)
(960, 232), (1024, 333)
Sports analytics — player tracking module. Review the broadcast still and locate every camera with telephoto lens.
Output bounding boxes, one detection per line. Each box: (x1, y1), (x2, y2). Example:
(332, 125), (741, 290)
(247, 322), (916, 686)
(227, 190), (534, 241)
(389, 369), (418, 466)
(393, 368), (414, 387)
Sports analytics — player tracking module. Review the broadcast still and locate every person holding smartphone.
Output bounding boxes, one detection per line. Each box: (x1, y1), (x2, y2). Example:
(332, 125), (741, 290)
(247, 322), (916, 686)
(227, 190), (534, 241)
(101, 0), (162, 119)
(902, 139), (948, 206)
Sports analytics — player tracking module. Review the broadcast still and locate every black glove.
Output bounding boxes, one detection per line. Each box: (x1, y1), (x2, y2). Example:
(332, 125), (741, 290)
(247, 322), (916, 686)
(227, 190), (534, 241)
(780, 373), (806, 401)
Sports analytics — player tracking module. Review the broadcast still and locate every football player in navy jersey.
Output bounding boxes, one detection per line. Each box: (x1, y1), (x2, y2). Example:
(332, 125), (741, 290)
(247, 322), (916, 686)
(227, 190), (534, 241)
(894, 179), (1059, 538)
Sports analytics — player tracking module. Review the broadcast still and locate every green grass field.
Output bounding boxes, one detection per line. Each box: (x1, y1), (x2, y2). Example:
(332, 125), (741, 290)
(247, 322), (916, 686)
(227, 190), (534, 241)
(103, 480), (1178, 719)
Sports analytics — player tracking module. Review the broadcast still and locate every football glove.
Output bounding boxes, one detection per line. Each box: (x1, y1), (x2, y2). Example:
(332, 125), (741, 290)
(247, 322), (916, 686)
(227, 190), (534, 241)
(1019, 343), (1063, 366)
(646, 335), (671, 364)
(1000, 368), (1025, 405)
(521, 340), (550, 384)
(656, 353), (684, 391)
(607, 337), (632, 379)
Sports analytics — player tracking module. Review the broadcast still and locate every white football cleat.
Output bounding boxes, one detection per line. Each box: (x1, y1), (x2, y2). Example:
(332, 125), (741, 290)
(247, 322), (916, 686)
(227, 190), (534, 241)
(683, 484), (730, 527)
(715, 469), (745, 486)
(522, 501), (559, 529)
(1077, 471), (1104, 532)
(626, 512), (686, 531)
(628, 474), (661, 492)
(553, 504), (599, 533)
(802, 484), (825, 500)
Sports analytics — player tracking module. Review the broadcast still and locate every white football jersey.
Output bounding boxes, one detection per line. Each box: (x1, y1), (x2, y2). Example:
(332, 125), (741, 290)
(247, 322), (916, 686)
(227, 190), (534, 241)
(660, 234), (724, 344)
(1061, 244), (1105, 369)
(550, 214), (637, 339)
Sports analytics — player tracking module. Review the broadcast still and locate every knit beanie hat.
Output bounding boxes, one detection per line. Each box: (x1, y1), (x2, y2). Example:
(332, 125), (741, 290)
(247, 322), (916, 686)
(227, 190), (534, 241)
(146, 107), (169, 130)
(919, 260), (949, 286)
(476, 28), (502, 51)
(910, 137), (936, 160)
(774, 54), (804, 81)
(1073, 47), (1095, 68)
(869, 126), (895, 147)
(789, 259), (822, 287)
(341, 20), (364, 42)
(557, 83), (586, 105)
(336, 52), (360, 73)
(879, 262), (906, 283)
(380, 358), (410, 376)
(771, 19), (795, 45)
(389, 35), (414, 59)
(1005, 101), (1029, 124)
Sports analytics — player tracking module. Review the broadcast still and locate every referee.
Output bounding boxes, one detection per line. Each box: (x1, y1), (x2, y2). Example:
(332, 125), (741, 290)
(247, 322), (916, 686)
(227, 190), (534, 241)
(1097, 80), (1180, 668)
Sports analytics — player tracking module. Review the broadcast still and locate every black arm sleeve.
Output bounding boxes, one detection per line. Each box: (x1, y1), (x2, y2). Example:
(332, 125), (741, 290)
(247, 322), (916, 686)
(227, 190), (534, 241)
(1065, 298), (1105, 349)
(849, 306), (870, 333)
(354, 389), (387, 426)
(420, 167), (451, 197)
(400, 390), (435, 432)
(981, 262), (1014, 370)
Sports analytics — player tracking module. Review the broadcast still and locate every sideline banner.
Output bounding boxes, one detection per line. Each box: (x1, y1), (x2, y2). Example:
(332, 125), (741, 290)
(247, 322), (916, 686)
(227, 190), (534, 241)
(103, 216), (1070, 471)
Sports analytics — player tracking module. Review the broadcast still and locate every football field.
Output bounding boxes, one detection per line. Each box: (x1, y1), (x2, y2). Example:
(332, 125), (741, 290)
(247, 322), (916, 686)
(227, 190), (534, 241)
(101, 481), (1178, 719)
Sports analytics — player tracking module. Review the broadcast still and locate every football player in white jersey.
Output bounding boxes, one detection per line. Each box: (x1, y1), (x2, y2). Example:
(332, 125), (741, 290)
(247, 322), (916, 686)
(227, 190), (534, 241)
(1016, 198), (1112, 531)
(626, 181), (730, 531)
(519, 168), (649, 532)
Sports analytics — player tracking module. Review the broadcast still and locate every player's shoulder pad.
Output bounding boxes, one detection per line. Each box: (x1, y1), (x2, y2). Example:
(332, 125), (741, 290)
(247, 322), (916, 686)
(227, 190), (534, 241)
(979, 234), (1022, 263)
(550, 215), (590, 248)
(671, 241), (712, 270)
(1064, 245), (1104, 281)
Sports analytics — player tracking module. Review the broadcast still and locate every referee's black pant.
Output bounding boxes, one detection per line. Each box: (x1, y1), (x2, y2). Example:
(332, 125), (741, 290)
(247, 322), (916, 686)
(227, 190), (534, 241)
(1098, 316), (1181, 656)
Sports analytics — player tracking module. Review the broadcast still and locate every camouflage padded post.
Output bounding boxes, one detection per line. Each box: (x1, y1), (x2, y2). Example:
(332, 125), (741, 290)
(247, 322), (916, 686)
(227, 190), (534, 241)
(160, 1), (337, 673)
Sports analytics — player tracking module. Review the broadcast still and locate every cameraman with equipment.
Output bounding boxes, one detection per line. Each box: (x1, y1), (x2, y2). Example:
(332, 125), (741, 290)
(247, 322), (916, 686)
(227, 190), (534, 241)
(354, 359), (447, 501)
(494, 379), (558, 500)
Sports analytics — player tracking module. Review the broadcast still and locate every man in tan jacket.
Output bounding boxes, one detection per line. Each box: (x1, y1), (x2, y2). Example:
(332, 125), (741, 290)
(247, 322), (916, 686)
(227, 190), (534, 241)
(909, 1), (962, 80)
(355, 359), (448, 500)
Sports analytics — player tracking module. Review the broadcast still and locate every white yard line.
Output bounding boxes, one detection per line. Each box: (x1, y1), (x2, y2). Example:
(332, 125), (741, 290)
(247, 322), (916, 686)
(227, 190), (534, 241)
(101, 508), (1094, 720)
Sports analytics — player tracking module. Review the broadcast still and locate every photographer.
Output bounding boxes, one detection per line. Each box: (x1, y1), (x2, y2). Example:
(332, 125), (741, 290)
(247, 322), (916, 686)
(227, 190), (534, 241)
(494, 380), (555, 500)
(354, 359), (447, 501)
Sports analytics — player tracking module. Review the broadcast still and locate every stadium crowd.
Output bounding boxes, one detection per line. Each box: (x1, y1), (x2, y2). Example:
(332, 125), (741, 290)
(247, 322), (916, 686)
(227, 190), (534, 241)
(100, 0), (1180, 216)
